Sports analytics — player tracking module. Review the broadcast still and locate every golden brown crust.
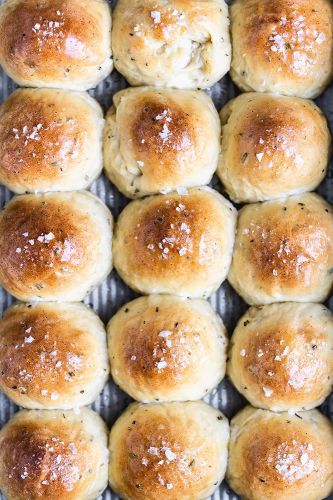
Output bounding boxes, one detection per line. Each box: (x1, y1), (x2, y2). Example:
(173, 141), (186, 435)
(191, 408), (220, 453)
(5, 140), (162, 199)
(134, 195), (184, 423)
(227, 407), (333, 500)
(0, 302), (109, 409)
(109, 402), (229, 500)
(218, 93), (330, 202)
(104, 87), (220, 198)
(0, 408), (109, 500)
(228, 303), (333, 411)
(113, 187), (236, 298)
(0, 0), (112, 90)
(0, 192), (113, 302)
(0, 89), (103, 193)
(230, 0), (333, 97)
(228, 193), (333, 304)
(108, 295), (227, 402)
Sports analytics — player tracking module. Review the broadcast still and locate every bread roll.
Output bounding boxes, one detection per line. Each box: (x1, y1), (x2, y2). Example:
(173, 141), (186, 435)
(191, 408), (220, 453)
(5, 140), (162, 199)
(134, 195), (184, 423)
(109, 401), (229, 500)
(0, 302), (109, 409)
(0, 0), (113, 90)
(227, 406), (333, 500)
(0, 89), (104, 194)
(0, 191), (113, 302)
(228, 302), (333, 412)
(218, 93), (330, 203)
(0, 408), (108, 500)
(228, 193), (333, 304)
(112, 0), (231, 89)
(108, 295), (227, 402)
(230, 0), (333, 98)
(113, 187), (236, 298)
(104, 87), (220, 198)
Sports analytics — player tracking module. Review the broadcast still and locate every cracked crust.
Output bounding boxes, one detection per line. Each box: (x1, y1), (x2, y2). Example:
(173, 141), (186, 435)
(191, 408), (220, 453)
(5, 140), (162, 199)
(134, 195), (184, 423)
(112, 0), (231, 88)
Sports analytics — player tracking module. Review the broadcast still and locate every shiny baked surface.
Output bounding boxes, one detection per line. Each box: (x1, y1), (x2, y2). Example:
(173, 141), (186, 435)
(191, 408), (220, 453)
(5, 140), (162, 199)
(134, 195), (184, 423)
(0, 0), (113, 90)
(230, 0), (333, 97)
(0, 88), (104, 193)
(113, 187), (236, 298)
(108, 295), (227, 402)
(228, 302), (333, 412)
(0, 302), (109, 409)
(109, 401), (229, 500)
(104, 87), (220, 198)
(0, 408), (109, 500)
(0, 192), (113, 302)
(227, 407), (333, 500)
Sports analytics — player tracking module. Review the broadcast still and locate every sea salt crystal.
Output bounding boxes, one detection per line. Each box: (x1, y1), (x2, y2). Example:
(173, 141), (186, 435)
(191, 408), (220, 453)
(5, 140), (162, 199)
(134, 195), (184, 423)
(256, 152), (264, 162)
(263, 387), (273, 397)
(165, 449), (177, 461)
(159, 330), (172, 338)
(151, 11), (161, 23)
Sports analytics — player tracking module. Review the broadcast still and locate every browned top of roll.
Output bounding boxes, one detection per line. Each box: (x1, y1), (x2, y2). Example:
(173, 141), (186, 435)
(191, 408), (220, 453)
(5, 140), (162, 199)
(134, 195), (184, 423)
(0, 302), (108, 408)
(113, 187), (236, 297)
(0, 192), (111, 301)
(0, 88), (102, 192)
(227, 407), (333, 500)
(230, 0), (333, 97)
(109, 402), (229, 500)
(0, 409), (108, 500)
(0, 0), (112, 88)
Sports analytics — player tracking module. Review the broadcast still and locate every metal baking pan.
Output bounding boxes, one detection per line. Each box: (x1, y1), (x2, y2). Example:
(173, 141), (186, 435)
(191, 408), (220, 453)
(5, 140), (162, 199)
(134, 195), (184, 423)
(0, 0), (331, 499)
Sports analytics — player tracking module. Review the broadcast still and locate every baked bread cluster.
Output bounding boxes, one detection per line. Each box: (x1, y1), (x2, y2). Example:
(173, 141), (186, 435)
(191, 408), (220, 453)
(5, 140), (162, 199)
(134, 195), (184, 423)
(0, 0), (332, 499)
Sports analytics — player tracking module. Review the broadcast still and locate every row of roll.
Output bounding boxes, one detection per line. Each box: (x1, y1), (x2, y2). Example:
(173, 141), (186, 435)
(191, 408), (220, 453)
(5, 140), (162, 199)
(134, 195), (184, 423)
(0, 298), (332, 499)
(0, 0), (332, 499)
(0, 297), (331, 414)
(0, 0), (332, 98)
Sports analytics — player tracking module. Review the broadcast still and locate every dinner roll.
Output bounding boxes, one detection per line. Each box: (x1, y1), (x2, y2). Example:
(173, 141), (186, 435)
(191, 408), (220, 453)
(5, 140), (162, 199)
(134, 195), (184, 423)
(228, 303), (333, 412)
(228, 193), (333, 305)
(113, 187), (236, 298)
(218, 93), (330, 203)
(0, 191), (113, 302)
(230, 0), (333, 98)
(0, 0), (112, 90)
(109, 401), (229, 500)
(104, 87), (220, 198)
(0, 89), (104, 194)
(0, 302), (109, 410)
(0, 408), (108, 500)
(112, 0), (231, 89)
(227, 407), (333, 500)
(108, 295), (227, 402)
